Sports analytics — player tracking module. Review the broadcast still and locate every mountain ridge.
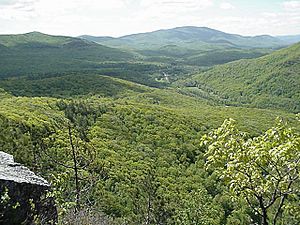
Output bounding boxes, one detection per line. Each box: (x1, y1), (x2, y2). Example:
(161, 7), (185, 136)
(79, 26), (287, 49)
(277, 34), (300, 44)
(181, 41), (300, 112)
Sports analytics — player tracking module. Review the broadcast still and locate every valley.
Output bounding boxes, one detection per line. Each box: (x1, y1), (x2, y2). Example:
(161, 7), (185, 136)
(0, 26), (299, 225)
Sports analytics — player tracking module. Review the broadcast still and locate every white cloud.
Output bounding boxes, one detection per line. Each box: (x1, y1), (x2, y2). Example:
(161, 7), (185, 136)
(0, 0), (16, 5)
(200, 9), (300, 36)
(220, 2), (235, 10)
(138, 0), (214, 15)
(0, 0), (299, 36)
(0, 0), (39, 20)
(127, 0), (214, 26)
(0, 0), (129, 21)
(282, 0), (300, 11)
(0, 0), (38, 8)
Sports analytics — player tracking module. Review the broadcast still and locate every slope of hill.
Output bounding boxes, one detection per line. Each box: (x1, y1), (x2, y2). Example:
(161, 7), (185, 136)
(0, 32), (203, 87)
(80, 26), (286, 67)
(80, 26), (286, 49)
(1, 82), (299, 224)
(0, 74), (150, 98)
(0, 66), (297, 134)
(277, 34), (300, 44)
(0, 32), (139, 77)
(0, 31), (72, 47)
(0, 30), (299, 224)
(79, 35), (115, 43)
(0, 29), (284, 89)
(180, 42), (300, 112)
(0, 88), (11, 98)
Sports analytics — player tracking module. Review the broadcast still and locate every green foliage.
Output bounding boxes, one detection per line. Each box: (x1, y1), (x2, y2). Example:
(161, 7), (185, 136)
(184, 42), (300, 112)
(0, 90), (299, 224)
(0, 186), (19, 224)
(202, 118), (300, 224)
(174, 187), (223, 225)
(0, 27), (299, 225)
(0, 88), (11, 98)
(0, 30), (280, 89)
(0, 32), (198, 87)
(0, 74), (150, 98)
(82, 26), (284, 50)
(81, 27), (278, 69)
(185, 49), (269, 67)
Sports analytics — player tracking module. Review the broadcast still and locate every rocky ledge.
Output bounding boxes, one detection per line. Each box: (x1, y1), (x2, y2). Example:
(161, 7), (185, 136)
(0, 151), (57, 224)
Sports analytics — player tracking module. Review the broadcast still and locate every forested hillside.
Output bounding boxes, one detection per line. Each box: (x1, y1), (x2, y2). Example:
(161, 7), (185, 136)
(0, 74), (150, 98)
(181, 42), (300, 113)
(0, 32), (202, 87)
(80, 26), (286, 49)
(0, 30), (293, 90)
(0, 82), (299, 224)
(0, 32), (142, 77)
(0, 27), (299, 225)
(80, 26), (281, 67)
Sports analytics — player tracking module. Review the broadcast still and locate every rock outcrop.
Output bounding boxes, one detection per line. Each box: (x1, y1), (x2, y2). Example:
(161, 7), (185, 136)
(0, 151), (57, 224)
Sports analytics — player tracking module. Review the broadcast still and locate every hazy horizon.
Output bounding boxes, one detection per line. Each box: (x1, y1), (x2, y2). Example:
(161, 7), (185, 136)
(1, 25), (300, 38)
(0, 0), (300, 37)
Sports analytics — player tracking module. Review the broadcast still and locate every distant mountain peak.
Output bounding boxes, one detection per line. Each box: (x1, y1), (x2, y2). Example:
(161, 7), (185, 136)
(27, 31), (43, 34)
(172, 26), (222, 31)
(24, 31), (48, 36)
(80, 26), (286, 50)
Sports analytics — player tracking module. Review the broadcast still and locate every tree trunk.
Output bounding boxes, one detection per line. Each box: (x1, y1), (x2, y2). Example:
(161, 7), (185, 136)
(259, 196), (268, 225)
(68, 125), (80, 212)
(262, 208), (269, 225)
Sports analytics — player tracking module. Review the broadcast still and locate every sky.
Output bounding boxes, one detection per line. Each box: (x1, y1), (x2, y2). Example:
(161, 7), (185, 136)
(0, 0), (300, 37)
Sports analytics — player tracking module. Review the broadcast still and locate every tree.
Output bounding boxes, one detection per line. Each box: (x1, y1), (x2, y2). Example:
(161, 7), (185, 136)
(41, 101), (100, 213)
(174, 187), (222, 225)
(202, 118), (300, 225)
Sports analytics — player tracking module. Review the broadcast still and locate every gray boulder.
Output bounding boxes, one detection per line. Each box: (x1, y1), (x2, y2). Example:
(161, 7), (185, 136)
(0, 151), (57, 224)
